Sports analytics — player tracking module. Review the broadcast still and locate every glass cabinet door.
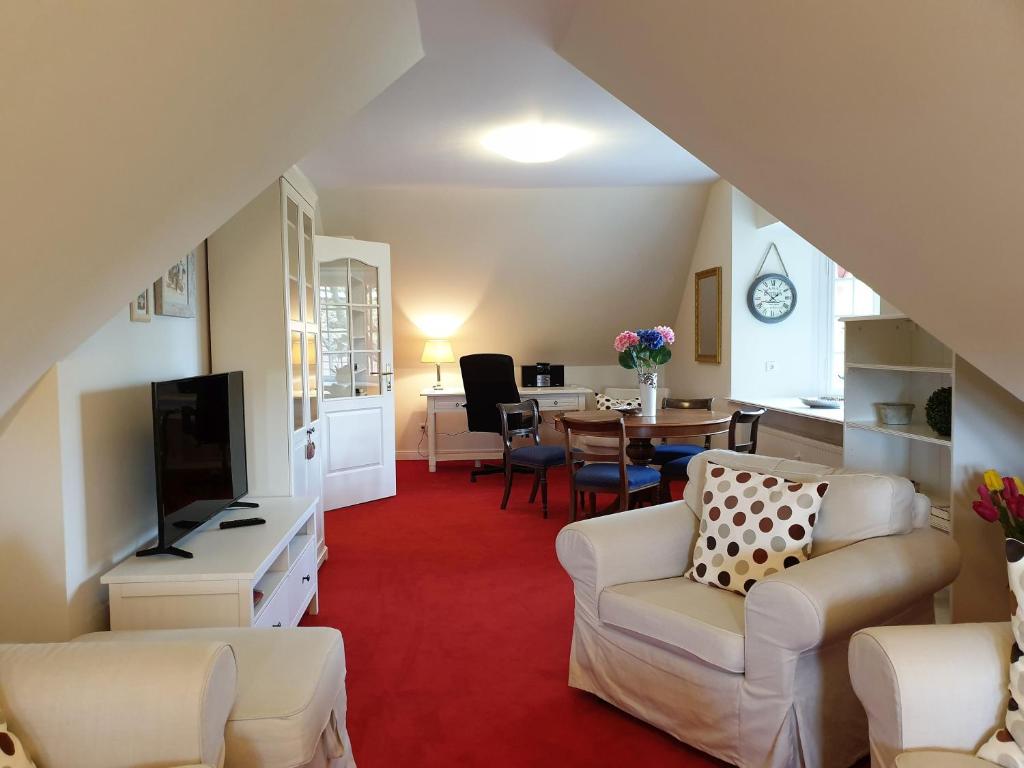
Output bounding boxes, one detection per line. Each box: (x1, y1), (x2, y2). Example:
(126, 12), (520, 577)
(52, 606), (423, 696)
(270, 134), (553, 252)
(287, 199), (301, 323)
(303, 212), (316, 323)
(291, 330), (304, 430)
(306, 331), (319, 422)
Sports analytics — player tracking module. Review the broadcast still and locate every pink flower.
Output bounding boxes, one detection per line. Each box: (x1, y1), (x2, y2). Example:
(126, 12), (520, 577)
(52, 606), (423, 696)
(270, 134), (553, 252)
(654, 325), (675, 345)
(614, 331), (640, 353)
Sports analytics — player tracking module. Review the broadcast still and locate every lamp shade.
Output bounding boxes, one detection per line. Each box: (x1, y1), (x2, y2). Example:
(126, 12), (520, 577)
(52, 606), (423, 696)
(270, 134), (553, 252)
(421, 339), (454, 364)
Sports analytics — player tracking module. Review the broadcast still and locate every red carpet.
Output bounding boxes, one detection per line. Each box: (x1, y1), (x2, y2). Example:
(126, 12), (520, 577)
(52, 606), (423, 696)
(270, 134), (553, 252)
(302, 460), (723, 767)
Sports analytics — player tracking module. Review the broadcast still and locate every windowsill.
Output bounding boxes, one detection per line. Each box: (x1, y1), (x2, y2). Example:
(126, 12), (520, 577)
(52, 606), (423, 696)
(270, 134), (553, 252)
(729, 397), (845, 424)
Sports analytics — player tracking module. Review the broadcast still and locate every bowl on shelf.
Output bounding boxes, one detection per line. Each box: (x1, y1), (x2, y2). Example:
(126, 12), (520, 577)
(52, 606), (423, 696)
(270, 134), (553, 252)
(875, 402), (915, 425)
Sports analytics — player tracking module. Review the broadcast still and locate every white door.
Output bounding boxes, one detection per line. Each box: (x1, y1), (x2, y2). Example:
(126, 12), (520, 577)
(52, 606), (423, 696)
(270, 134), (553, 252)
(316, 236), (396, 509)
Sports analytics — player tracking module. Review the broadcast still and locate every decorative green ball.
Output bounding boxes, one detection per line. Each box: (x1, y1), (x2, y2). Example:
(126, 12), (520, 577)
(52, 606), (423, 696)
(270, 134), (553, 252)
(925, 386), (952, 437)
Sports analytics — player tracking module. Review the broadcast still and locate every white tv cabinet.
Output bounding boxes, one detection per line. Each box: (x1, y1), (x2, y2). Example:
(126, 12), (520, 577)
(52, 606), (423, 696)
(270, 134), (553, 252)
(101, 497), (318, 630)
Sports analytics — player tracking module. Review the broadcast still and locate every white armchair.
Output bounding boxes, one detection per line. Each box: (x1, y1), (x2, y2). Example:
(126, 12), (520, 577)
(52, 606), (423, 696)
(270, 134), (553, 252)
(850, 622), (1011, 768)
(0, 627), (355, 768)
(556, 450), (960, 768)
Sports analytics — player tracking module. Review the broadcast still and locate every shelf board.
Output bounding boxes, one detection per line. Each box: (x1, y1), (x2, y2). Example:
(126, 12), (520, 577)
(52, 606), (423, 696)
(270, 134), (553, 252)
(846, 362), (953, 374)
(253, 570), (287, 619)
(839, 313), (908, 323)
(845, 419), (952, 446)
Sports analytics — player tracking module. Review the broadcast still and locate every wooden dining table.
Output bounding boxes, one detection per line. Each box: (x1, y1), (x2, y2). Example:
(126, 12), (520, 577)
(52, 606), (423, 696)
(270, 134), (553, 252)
(553, 408), (733, 466)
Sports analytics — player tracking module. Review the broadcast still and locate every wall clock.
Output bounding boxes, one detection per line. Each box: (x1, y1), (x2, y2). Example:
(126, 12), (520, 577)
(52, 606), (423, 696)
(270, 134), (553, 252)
(747, 242), (797, 324)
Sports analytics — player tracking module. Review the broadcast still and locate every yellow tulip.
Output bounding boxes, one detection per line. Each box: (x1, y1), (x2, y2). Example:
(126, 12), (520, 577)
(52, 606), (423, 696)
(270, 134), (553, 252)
(984, 470), (1003, 492)
(1015, 477), (1024, 494)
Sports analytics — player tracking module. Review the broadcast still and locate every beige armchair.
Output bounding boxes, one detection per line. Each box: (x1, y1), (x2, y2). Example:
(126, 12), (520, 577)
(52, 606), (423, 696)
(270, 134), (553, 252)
(850, 622), (1012, 768)
(556, 450), (960, 768)
(0, 626), (354, 768)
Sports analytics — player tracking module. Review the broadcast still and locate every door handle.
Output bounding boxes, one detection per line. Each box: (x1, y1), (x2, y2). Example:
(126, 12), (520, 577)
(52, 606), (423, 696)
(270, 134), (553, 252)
(307, 426), (316, 435)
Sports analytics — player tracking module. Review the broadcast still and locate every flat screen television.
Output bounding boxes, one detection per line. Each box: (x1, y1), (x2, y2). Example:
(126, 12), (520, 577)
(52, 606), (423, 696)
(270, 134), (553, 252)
(138, 371), (248, 558)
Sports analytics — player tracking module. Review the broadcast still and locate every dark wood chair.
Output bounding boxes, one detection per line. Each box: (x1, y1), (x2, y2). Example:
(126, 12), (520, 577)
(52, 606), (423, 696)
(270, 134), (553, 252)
(562, 413), (661, 520)
(651, 396), (715, 465)
(659, 406), (766, 501)
(496, 399), (565, 518)
(459, 353), (521, 482)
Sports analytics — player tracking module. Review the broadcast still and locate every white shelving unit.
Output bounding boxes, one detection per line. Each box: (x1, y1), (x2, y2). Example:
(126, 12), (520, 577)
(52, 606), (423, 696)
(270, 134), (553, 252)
(841, 317), (1024, 624)
(208, 168), (327, 568)
(842, 316), (953, 534)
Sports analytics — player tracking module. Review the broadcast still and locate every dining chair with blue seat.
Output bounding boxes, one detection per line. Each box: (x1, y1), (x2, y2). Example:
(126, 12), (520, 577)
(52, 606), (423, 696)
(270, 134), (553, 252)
(497, 399), (565, 518)
(659, 406), (766, 501)
(561, 412), (661, 520)
(650, 396), (715, 466)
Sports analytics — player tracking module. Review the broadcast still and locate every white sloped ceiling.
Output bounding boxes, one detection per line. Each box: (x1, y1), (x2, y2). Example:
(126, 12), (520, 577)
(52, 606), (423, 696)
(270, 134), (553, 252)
(559, 1), (1024, 400)
(0, 0), (423, 419)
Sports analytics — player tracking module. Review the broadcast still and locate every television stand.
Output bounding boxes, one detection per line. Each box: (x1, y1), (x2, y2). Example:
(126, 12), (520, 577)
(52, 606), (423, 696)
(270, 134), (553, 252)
(225, 500), (260, 510)
(103, 497), (318, 630)
(135, 545), (194, 559)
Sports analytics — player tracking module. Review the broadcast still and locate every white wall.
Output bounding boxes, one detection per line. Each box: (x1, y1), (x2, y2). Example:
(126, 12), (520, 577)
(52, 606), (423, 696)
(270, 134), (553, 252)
(318, 183), (711, 456)
(666, 181), (828, 403)
(729, 188), (827, 400)
(0, 369), (70, 642)
(0, 0), (423, 421)
(0, 248), (209, 641)
(560, 1), (1024, 404)
(57, 248), (210, 635)
(665, 179), (733, 400)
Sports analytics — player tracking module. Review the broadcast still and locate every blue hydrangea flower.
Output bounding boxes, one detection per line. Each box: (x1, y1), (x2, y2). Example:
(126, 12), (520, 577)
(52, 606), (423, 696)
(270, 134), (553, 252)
(637, 329), (664, 350)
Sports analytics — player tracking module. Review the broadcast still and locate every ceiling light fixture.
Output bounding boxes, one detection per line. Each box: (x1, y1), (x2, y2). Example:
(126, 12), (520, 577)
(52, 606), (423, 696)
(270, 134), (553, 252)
(480, 121), (592, 163)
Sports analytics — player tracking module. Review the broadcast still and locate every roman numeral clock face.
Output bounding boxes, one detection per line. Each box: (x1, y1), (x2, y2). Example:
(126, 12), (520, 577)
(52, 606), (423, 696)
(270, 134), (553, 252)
(747, 273), (797, 323)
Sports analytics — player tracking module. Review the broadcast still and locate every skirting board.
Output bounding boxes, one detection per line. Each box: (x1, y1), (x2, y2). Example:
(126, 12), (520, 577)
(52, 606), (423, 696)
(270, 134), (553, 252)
(397, 449), (503, 462)
(398, 427), (843, 467)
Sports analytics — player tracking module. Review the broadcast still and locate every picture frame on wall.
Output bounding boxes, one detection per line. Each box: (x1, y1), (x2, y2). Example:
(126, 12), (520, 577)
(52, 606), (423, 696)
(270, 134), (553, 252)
(154, 250), (197, 318)
(129, 288), (152, 323)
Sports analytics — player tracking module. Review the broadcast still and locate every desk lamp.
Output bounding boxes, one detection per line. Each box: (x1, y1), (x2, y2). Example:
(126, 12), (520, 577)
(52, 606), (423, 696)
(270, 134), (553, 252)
(421, 339), (454, 390)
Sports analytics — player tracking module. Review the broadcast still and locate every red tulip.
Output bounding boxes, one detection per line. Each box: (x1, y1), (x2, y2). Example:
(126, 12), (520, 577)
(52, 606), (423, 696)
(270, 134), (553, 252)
(974, 499), (1000, 522)
(975, 484), (1000, 522)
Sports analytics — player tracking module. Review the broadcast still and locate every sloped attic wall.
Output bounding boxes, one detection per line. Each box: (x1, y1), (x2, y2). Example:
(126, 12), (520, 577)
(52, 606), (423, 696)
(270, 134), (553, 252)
(0, 0), (423, 420)
(559, 1), (1024, 403)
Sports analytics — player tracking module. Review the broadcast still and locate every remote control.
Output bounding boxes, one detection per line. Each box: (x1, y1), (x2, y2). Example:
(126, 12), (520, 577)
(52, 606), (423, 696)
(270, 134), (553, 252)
(220, 517), (266, 529)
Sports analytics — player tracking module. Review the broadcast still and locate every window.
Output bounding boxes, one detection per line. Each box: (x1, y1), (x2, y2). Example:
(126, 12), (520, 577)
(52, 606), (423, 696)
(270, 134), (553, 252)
(826, 261), (879, 394)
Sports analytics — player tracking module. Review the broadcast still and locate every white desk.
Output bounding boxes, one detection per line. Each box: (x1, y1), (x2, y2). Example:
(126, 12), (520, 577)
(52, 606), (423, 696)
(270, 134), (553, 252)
(420, 386), (591, 471)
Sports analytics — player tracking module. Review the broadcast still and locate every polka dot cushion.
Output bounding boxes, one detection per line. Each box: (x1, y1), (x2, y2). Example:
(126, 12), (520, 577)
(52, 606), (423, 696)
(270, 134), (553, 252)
(687, 462), (829, 596)
(0, 719), (37, 768)
(595, 393), (640, 411)
(976, 539), (1024, 768)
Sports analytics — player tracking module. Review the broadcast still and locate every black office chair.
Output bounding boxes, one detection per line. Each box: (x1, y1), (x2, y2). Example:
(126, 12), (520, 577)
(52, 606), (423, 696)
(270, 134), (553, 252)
(460, 353), (522, 482)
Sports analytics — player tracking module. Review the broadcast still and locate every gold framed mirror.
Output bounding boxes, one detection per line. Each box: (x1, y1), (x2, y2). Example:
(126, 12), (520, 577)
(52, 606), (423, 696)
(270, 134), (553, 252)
(695, 266), (722, 364)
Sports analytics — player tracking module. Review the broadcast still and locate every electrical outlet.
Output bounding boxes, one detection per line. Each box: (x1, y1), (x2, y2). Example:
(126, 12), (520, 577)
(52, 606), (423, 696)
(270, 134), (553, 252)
(765, 360), (777, 373)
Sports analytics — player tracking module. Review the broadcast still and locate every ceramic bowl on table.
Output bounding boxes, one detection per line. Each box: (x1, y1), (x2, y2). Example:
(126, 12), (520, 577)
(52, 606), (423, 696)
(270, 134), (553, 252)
(876, 402), (915, 425)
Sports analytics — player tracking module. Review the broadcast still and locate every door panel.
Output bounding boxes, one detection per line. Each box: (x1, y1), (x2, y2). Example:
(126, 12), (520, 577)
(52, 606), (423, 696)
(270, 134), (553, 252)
(315, 236), (396, 510)
(328, 409), (383, 470)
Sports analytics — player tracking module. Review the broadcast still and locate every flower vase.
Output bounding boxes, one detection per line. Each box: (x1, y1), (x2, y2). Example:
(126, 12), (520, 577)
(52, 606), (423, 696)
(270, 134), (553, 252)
(638, 372), (658, 418)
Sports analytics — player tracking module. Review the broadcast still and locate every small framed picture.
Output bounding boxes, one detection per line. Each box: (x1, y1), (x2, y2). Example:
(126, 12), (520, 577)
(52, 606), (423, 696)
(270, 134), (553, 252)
(129, 288), (152, 323)
(154, 250), (197, 318)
